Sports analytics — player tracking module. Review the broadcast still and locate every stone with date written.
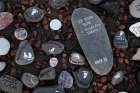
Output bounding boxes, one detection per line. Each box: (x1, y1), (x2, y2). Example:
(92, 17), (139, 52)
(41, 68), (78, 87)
(71, 8), (113, 75)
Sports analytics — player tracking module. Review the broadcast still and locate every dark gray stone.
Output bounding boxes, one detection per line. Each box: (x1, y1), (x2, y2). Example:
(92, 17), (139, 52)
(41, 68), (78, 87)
(42, 41), (64, 55)
(0, 1), (5, 12)
(33, 85), (65, 93)
(71, 8), (113, 75)
(0, 75), (23, 93)
(113, 31), (128, 49)
(39, 67), (56, 80)
(73, 68), (93, 88)
(15, 40), (35, 65)
(49, 0), (68, 9)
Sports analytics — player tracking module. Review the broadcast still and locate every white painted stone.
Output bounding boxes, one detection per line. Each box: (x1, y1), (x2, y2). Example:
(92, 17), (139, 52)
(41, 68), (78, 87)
(129, 22), (140, 37)
(49, 57), (58, 67)
(49, 19), (62, 30)
(0, 38), (10, 56)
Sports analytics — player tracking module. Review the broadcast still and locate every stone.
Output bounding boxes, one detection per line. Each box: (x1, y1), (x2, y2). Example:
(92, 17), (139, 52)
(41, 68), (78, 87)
(113, 31), (128, 49)
(50, 19), (62, 31)
(129, 0), (140, 18)
(24, 6), (45, 22)
(0, 62), (6, 72)
(15, 40), (35, 65)
(49, 57), (58, 67)
(0, 1), (5, 12)
(137, 70), (140, 83)
(129, 22), (140, 37)
(69, 52), (85, 65)
(111, 71), (124, 85)
(118, 92), (128, 93)
(22, 73), (39, 88)
(88, 0), (105, 5)
(42, 41), (64, 55)
(39, 67), (56, 80)
(132, 48), (140, 61)
(14, 28), (28, 40)
(58, 71), (73, 88)
(33, 85), (65, 93)
(49, 0), (68, 9)
(0, 75), (23, 93)
(0, 12), (13, 30)
(71, 8), (113, 75)
(0, 38), (10, 56)
(73, 68), (93, 88)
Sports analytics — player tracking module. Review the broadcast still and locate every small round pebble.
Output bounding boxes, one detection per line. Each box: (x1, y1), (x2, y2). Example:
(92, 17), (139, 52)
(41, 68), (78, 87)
(49, 57), (58, 67)
(14, 28), (28, 40)
(0, 38), (10, 56)
(0, 62), (6, 72)
(49, 19), (62, 31)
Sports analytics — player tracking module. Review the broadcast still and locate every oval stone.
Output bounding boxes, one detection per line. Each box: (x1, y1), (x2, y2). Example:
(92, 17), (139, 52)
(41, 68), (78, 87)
(0, 38), (10, 56)
(42, 41), (64, 55)
(15, 40), (35, 65)
(22, 73), (39, 88)
(14, 28), (28, 40)
(0, 1), (5, 12)
(0, 62), (6, 72)
(71, 8), (113, 75)
(58, 71), (73, 88)
(24, 6), (45, 22)
(73, 68), (93, 88)
(49, 0), (68, 9)
(111, 71), (124, 85)
(0, 12), (13, 30)
(69, 52), (85, 65)
(129, 22), (140, 37)
(49, 57), (59, 67)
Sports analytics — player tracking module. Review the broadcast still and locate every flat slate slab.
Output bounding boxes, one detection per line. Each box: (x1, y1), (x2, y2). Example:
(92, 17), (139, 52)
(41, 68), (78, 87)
(71, 8), (113, 75)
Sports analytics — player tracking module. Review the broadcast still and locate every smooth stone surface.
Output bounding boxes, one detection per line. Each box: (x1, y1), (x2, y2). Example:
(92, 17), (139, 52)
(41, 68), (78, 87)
(42, 41), (64, 55)
(71, 8), (113, 75)
(0, 1), (5, 12)
(33, 85), (65, 93)
(129, 0), (140, 18)
(14, 28), (28, 40)
(24, 6), (44, 22)
(0, 12), (13, 30)
(39, 67), (56, 80)
(69, 52), (85, 65)
(0, 75), (23, 93)
(0, 38), (10, 56)
(73, 68), (93, 88)
(50, 19), (62, 31)
(58, 71), (73, 88)
(0, 62), (6, 72)
(111, 71), (124, 85)
(49, 57), (58, 67)
(132, 48), (140, 60)
(113, 31), (128, 49)
(22, 73), (39, 88)
(88, 0), (104, 5)
(15, 40), (35, 65)
(129, 22), (140, 37)
(49, 0), (68, 9)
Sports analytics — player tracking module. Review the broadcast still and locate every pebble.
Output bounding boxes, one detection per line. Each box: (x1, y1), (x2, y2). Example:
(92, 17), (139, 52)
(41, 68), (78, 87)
(118, 92), (128, 93)
(14, 28), (28, 40)
(88, 0), (104, 5)
(49, 57), (58, 67)
(0, 12), (13, 30)
(129, 22), (140, 37)
(0, 62), (6, 72)
(39, 67), (56, 80)
(132, 48), (140, 61)
(113, 31), (128, 48)
(33, 85), (65, 93)
(129, 0), (140, 18)
(49, 0), (68, 9)
(111, 71), (124, 85)
(0, 75), (23, 93)
(0, 37), (10, 56)
(0, 1), (5, 12)
(49, 19), (62, 31)
(58, 71), (73, 88)
(73, 68), (93, 88)
(24, 6), (45, 22)
(15, 40), (35, 65)
(22, 73), (39, 88)
(42, 41), (64, 55)
(69, 52), (85, 65)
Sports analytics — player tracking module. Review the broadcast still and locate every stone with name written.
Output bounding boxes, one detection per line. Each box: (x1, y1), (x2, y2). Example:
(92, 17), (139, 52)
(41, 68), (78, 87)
(113, 31), (128, 49)
(129, 0), (140, 18)
(132, 48), (140, 61)
(71, 8), (113, 75)
(0, 75), (23, 93)
(49, 0), (68, 9)
(39, 67), (56, 80)
(129, 22), (140, 37)
(33, 85), (65, 93)
(15, 40), (35, 65)
(73, 68), (93, 88)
